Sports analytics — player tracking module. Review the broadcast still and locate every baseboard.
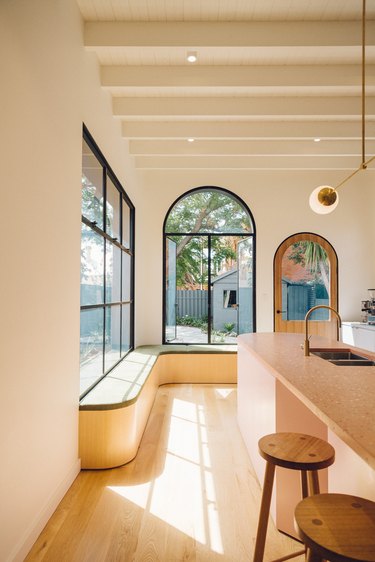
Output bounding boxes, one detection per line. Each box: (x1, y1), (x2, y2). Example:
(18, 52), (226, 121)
(9, 458), (81, 562)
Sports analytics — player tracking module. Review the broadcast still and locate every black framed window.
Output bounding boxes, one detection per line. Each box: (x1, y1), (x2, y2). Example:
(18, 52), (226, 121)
(80, 125), (135, 398)
(163, 186), (255, 344)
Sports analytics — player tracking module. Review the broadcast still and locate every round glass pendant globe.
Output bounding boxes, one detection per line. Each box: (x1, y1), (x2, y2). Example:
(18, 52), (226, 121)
(309, 186), (339, 214)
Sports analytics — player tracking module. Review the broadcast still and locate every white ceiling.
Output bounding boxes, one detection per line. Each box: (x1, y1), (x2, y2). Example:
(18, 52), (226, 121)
(77, 0), (375, 170)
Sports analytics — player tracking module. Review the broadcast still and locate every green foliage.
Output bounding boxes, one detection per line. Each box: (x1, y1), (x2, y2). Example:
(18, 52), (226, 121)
(165, 189), (251, 234)
(175, 316), (237, 341)
(172, 235), (207, 288)
(166, 189), (251, 288)
(288, 241), (327, 273)
(81, 174), (114, 232)
(288, 241), (329, 292)
(81, 175), (117, 282)
(303, 242), (328, 275)
(289, 240), (328, 273)
(171, 235), (238, 287)
(81, 174), (103, 225)
(211, 329), (237, 342)
(211, 330), (226, 343)
(177, 315), (208, 330)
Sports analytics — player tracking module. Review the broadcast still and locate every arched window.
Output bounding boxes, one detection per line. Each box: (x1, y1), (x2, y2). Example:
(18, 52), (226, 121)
(163, 187), (256, 344)
(274, 232), (338, 338)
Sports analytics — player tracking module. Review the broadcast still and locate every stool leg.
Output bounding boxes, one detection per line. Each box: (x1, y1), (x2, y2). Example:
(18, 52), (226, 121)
(253, 461), (276, 562)
(306, 548), (323, 562)
(300, 471), (308, 498)
(307, 471), (320, 495)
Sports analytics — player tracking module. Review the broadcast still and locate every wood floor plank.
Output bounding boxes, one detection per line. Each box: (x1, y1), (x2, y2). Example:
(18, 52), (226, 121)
(26, 384), (305, 562)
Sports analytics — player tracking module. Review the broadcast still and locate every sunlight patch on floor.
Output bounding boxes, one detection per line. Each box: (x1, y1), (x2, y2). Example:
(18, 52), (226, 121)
(107, 394), (225, 554)
(151, 451), (206, 543)
(167, 411), (201, 464)
(215, 387), (235, 399)
(107, 482), (151, 510)
(171, 396), (199, 422)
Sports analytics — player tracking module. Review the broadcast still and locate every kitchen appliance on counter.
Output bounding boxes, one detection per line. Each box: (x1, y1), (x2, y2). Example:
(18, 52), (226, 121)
(361, 289), (375, 324)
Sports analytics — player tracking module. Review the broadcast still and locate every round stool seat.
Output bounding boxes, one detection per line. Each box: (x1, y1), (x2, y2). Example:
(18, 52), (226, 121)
(258, 432), (335, 471)
(295, 493), (375, 562)
(253, 433), (335, 562)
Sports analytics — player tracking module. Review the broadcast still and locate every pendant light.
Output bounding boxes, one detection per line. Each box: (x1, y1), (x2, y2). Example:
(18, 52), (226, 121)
(309, 0), (375, 214)
(309, 186), (339, 214)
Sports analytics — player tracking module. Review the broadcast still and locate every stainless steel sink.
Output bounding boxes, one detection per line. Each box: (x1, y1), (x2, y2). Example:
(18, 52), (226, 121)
(310, 348), (375, 366)
(311, 350), (368, 360)
(329, 359), (375, 366)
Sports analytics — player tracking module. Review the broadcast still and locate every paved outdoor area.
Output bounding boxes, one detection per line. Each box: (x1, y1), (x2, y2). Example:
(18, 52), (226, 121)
(172, 325), (238, 344)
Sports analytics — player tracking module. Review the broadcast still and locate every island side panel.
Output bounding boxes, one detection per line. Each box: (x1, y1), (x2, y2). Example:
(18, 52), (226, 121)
(237, 341), (277, 520)
(328, 430), (375, 501)
(237, 338), (330, 538)
(275, 380), (329, 537)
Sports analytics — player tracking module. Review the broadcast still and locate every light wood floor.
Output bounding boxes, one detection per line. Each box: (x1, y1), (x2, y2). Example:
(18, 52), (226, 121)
(26, 385), (305, 561)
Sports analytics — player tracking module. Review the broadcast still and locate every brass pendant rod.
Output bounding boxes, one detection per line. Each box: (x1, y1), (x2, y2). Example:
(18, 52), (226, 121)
(335, 154), (375, 191)
(364, 153), (375, 168)
(362, 0), (366, 165)
(333, 0), (372, 193)
(335, 166), (362, 191)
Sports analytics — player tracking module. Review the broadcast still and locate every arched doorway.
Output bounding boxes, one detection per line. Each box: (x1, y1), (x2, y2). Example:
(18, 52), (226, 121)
(274, 232), (338, 337)
(163, 187), (256, 344)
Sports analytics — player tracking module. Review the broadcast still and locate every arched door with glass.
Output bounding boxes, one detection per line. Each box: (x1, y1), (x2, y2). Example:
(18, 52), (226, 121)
(163, 187), (255, 344)
(274, 233), (338, 338)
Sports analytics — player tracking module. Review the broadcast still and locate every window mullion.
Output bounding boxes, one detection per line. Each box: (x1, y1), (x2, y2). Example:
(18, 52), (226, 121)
(80, 126), (135, 399)
(207, 234), (212, 344)
(102, 168), (107, 375)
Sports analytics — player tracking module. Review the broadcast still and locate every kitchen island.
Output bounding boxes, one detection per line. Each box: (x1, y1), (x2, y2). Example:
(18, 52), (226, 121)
(237, 332), (375, 537)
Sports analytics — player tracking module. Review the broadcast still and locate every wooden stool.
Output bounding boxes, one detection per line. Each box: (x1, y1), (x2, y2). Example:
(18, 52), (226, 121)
(294, 493), (375, 562)
(253, 432), (335, 562)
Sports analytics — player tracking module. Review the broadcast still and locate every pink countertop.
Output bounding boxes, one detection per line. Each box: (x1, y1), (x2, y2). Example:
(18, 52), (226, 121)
(237, 332), (375, 470)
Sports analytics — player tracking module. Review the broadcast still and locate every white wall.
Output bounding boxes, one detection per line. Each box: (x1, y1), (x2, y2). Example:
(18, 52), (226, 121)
(369, 177), (375, 283)
(137, 168), (375, 343)
(0, 1), (373, 559)
(0, 1), (138, 560)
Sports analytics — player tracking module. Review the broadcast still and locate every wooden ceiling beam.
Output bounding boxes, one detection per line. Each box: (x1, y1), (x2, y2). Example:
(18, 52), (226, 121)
(85, 21), (374, 48)
(121, 120), (375, 139)
(113, 96), (375, 117)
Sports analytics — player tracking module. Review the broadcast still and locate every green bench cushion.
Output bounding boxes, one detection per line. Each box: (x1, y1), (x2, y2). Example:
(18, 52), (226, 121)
(79, 344), (237, 411)
(134, 344), (237, 355)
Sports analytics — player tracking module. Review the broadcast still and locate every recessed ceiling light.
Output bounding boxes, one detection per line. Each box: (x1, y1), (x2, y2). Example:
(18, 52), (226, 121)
(314, 138), (321, 142)
(187, 138), (195, 142)
(187, 51), (197, 63)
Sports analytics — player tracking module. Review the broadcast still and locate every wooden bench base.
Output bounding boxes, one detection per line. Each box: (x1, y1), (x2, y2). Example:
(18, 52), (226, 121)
(79, 352), (236, 469)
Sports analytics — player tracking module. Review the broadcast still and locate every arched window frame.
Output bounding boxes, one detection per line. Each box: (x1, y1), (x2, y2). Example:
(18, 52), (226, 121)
(163, 186), (256, 344)
(274, 232), (338, 334)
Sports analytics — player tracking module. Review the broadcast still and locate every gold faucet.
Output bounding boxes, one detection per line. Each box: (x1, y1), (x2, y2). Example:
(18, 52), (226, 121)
(304, 305), (342, 356)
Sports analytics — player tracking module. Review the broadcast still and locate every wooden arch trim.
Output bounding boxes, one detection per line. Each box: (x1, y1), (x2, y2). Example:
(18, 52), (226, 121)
(274, 232), (338, 335)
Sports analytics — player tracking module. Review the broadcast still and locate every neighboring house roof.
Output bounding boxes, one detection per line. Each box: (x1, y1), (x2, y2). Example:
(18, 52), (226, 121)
(212, 269), (238, 284)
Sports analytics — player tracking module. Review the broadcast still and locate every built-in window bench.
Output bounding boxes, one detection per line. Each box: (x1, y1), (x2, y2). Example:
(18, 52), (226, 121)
(79, 345), (237, 469)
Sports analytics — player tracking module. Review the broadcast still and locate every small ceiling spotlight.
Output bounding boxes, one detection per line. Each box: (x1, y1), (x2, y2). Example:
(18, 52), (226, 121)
(187, 51), (197, 63)
(313, 138), (321, 142)
(187, 138), (195, 143)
